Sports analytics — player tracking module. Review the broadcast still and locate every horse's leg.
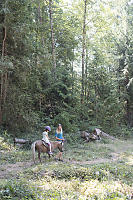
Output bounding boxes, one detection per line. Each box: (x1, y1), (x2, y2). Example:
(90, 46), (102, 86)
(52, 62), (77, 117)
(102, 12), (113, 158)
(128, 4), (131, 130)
(48, 154), (51, 159)
(43, 155), (47, 161)
(56, 152), (59, 160)
(31, 141), (36, 164)
(48, 153), (54, 159)
(55, 152), (63, 161)
(58, 152), (63, 161)
(38, 151), (42, 164)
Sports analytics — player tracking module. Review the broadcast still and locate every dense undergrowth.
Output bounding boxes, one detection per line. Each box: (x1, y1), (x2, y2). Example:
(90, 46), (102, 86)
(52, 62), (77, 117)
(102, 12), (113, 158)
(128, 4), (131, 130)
(0, 132), (133, 200)
(0, 163), (132, 200)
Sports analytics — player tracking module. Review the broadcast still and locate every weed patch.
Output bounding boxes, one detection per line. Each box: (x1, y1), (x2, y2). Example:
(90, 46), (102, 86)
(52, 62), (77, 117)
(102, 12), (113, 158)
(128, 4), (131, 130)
(0, 137), (133, 199)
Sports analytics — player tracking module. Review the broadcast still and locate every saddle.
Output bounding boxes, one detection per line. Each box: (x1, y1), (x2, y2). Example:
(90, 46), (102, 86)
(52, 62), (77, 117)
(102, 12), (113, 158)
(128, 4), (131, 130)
(42, 140), (49, 149)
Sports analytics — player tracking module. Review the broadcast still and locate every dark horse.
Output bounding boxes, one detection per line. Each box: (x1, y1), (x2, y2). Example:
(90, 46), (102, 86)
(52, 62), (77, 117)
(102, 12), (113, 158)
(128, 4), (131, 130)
(31, 140), (63, 164)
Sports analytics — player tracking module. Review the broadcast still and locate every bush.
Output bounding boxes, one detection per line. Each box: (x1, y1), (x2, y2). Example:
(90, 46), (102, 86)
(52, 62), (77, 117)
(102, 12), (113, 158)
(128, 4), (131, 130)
(53, 111), (78, 133)
(50, 163), (133, 185)
(110, 125), (133, 138)
(0, 180), (36, 200)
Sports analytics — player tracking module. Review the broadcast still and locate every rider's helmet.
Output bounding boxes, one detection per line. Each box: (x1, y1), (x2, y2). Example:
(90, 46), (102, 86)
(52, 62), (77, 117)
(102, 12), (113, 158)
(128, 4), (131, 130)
(45, 126), (51, 132)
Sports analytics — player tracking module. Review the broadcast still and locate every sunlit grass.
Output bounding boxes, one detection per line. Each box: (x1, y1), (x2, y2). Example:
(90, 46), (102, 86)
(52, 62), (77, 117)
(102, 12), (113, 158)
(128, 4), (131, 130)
(0, 149), (31, 164)
(0, 137), (133, 199)
(1, 174), (132, 200)
(64, 142), (112, 162)
(0, 136), (14, 151)
(125, 154), (133, 166)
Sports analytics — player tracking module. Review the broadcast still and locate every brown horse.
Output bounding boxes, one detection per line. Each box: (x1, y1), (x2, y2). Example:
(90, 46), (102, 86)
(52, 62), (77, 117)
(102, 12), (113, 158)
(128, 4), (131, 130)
(31, 140), (63, 164)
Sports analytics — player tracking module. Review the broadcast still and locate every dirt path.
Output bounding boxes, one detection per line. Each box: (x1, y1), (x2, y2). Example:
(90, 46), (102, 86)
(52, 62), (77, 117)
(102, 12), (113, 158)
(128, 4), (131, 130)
(0, 140), (132, 179)
(67, 156), (118, 165)
(0, 154), (119, 179)
(0, 162), (33, 179)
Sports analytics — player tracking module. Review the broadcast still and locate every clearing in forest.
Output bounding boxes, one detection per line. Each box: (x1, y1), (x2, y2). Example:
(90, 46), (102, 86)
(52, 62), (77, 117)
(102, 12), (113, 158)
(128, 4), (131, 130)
(0, 138), (133, 199)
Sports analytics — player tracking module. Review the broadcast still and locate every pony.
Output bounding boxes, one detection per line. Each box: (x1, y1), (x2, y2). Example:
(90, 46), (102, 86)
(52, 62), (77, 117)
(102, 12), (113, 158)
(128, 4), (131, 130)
(31, 140), (63, 164)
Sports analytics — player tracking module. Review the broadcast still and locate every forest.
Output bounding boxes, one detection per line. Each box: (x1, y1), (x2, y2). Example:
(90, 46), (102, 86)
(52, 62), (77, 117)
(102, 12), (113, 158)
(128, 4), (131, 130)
(0, 0), (133, 199)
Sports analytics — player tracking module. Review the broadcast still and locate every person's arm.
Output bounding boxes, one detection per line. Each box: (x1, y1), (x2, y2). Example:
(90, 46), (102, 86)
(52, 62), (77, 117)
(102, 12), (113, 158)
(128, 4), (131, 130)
(56, 132), (64, 140)
(55, 132), (60, 140)
(47, 133), (50, 140)
(56, 136), (64, 140)
(55, 131), (57, 137)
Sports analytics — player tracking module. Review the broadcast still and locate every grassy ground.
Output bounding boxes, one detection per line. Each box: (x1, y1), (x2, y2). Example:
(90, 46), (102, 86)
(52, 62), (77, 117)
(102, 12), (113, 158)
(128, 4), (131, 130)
(0, 136), (133, 200)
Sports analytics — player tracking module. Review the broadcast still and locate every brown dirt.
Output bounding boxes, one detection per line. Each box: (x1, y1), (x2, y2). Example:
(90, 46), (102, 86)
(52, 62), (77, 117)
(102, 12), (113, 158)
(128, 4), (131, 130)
(0, 155), (118, 179)
(0, 140), (132, 179)
(0, 161), (33, 179)
(64, 154), (119, 165)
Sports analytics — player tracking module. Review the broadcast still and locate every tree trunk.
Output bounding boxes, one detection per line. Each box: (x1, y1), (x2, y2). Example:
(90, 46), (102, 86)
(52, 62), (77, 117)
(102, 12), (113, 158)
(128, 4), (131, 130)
(0, 26), (7, 125)
(81, 0), (87, 103)
(85, 47), (88, 100)
(38, 2), (45, 47)
(71, 49), (74, 95)
(49, 0), (56, 79)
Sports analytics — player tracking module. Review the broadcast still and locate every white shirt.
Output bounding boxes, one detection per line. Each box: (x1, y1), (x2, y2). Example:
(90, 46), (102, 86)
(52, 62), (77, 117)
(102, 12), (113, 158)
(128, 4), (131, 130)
(42, 131), (49, 143)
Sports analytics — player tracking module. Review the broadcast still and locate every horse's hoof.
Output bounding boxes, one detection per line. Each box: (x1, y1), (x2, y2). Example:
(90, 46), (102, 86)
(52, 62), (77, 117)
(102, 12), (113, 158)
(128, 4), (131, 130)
(59, 159), (63, 162)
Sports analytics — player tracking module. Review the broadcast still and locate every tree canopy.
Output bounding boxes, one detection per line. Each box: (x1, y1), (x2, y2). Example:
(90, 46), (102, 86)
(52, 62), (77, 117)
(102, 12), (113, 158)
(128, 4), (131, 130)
(0, 0), (133, 136)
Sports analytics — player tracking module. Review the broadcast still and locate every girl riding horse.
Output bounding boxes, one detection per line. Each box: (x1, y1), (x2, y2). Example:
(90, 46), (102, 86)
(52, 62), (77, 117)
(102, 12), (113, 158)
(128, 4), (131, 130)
(31, 139), (63, 164)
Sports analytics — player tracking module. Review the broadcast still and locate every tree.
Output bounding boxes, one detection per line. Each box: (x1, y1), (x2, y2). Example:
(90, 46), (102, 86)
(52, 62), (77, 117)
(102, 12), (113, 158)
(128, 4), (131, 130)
(0, 1), (7, 125)
(123, 1), (133, 126)
(49, 0), (56, 79)
(0, 0), (132, 135)
(81, 0), (87, 103)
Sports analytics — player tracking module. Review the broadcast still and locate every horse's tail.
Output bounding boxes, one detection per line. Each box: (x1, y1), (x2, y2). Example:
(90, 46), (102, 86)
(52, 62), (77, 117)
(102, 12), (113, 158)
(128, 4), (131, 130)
(31, 141), (36, 164)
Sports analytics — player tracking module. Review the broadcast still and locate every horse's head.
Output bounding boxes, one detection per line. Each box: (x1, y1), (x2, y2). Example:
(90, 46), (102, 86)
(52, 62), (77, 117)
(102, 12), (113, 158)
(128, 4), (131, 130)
(58, 141), (64, 152)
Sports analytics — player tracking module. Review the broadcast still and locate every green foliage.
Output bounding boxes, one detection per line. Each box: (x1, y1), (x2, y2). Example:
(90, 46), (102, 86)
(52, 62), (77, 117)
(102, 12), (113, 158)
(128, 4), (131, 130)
(0, 163), (132, 199)
(50, 163), (133, 185)
(53, 111), (78, 133)
(0, 0), (133, 138)
(0, 180), (38, 200)
(0, 130), (13, 151)
(0, 137), (133, 199)
(79, 120), (102, 132)
(110, 125), (133, 138)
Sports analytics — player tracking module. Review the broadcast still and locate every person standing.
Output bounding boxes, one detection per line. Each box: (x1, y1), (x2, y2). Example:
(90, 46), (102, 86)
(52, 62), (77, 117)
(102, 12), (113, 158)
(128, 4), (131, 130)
(55, 124), (64, 161)
(55, 124), (64, 142)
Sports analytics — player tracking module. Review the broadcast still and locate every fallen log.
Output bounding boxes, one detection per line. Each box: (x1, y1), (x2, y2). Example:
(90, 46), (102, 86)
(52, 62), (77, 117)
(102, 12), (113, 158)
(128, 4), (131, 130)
(81, 128), (117, 142)
(94, 128), (117, 140)
(81, 131), (100, 142)
(81, 131), (90, 142)
(14, 138), (32, 147)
